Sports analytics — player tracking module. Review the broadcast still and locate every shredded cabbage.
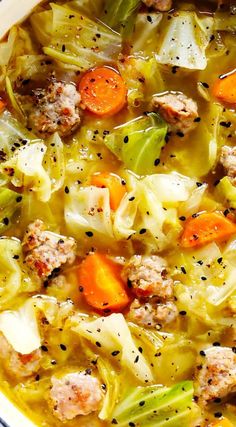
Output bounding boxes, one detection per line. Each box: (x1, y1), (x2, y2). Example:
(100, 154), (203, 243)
(5, 76), (26, 124)
(31, 3), (121, 70)
(216, 176), (236, 209)
(0, 187), (23, 233)
(72, 313), (154, 383)
(156, 12), (213, 70)
(44, 133), (65, 193)
(0, 238), (22, 309)
(118, 57), (164, 107)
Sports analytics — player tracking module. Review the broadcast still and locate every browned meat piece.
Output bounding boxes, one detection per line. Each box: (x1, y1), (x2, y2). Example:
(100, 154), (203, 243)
(194, 346), (236, 406)
(128, 298), (178, 328)
(28, 80), (81, 136)
(122, 255), (174, 299)
(0, 333), (41, 379)
(220, 146), (236, 185)
(23, 220), (76, 278)
(152, 92), (199, 135)
(49, 372), (103, 421)
(142, 0), (172, 11)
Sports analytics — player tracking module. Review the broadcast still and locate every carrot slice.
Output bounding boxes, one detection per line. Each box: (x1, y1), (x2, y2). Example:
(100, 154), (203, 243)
(79, 66), (127, 116)
(212, 70), (236, 105)
(91, 172), (126, 210)
(0, 97), (6, 114)
(77, 253), (130, 313)
(180, 212), (236, 248)
(209, 418), (233, 427)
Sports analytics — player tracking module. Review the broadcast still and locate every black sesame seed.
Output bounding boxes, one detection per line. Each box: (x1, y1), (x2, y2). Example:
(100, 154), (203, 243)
(179, 216), (186, 221)
(41, 345), (48, 352)
(139, 228), (146, 234)
(139, 401), (145, 406)
(129, 196), (135, 201)
(60, 344), (67, 351)
(95, 341), (101, 347)
(200, 350), (206, 356)
(16, 196), (22, 202)
(85, 231), (93, 237)
(180, 266), (186, 274)
(3, 217), (9, 225)
(179, 310), (187, 315)
(214, 412), (222, 418)
(220, 121), (231, 128)
(111, 350), (120, 356)
(124, 136), (129, 143)
(64, 186), (69, 194)
(154, 158), (160, 166)
(213, 342), (221, 346)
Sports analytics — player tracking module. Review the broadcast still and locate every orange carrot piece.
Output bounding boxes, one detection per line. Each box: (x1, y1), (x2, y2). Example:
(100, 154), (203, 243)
(209, 418), (233, 427)
(91, 172), (126, 210)
(212, 70), (236, 105)
(77, 253), (130, 312)
(79, 66), (127, 116)
(180, 212), (236, 248)
(0, 98), (6, 114)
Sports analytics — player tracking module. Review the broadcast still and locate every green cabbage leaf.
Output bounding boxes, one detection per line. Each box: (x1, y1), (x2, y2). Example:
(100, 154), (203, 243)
(104, 113), (168, 176)
(102, 0), (141, 36)
(112, 381), (199, 427)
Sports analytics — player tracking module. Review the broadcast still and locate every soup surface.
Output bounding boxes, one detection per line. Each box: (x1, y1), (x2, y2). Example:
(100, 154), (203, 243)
(0, 0), (235, 426)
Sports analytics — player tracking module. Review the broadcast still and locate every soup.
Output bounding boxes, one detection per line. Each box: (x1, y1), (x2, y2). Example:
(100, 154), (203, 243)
(0, 0), (235, 426)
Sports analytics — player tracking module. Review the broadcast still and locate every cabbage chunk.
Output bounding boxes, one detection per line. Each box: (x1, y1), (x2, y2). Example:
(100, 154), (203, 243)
(31, 3), (121, 70)
(156, 12), (213, 70)
(104, 113), (167, 176)
(112, 381), (199, 427)
(72, 313), (154, 383)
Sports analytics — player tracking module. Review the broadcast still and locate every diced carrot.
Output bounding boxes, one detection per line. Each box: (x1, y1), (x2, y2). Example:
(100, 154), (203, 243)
(209, 418), (233, 427)
(212, 70), (236, 105)
(77, 253), (130, 313)
(0, 97), (6, 114)
(79, 66), (127, 116)
(91, 172), (126, 210)
(180, 211), (236, 248)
